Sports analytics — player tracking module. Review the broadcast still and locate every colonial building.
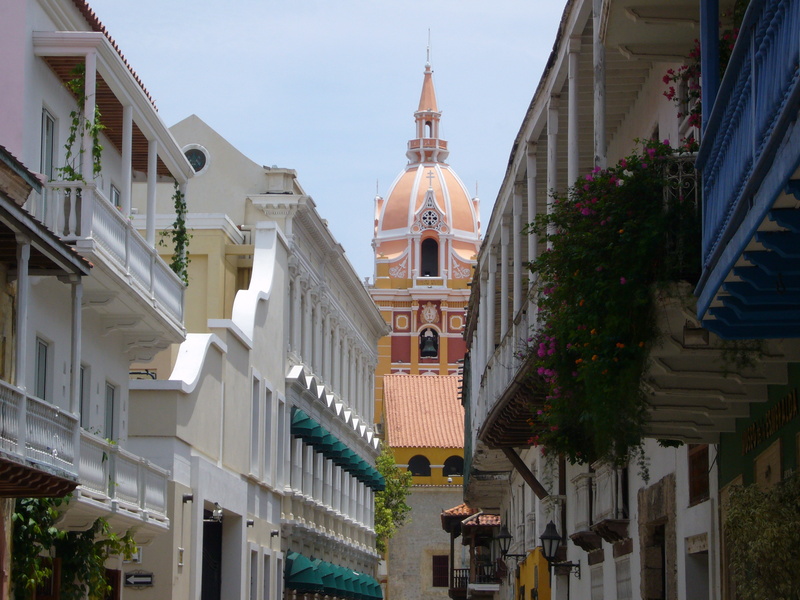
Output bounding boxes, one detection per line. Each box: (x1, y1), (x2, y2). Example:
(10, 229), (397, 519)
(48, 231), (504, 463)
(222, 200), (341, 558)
(457, 0), (800, 599)
(128, 115), (387, 600)
(369, 59), (479, 599)
(369, 58), (480, 424)
(0, 0), (192, 595)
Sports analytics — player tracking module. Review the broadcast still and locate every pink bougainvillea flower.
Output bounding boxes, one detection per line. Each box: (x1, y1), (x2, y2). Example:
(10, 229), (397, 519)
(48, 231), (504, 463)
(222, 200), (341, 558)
(620, 277), (627, 284)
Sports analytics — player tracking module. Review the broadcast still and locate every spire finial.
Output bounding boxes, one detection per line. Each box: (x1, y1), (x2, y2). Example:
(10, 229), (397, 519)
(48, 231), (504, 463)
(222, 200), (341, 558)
(426, 29), (431, 68)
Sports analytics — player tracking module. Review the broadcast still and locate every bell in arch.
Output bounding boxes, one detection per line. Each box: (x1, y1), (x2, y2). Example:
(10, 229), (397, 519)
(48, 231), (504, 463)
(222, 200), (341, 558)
(419, 328), (439, 358)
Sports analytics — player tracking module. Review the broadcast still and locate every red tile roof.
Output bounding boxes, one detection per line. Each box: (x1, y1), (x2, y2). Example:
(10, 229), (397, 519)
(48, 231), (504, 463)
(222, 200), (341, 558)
(71, 1), (157, 109)
(461, 512), (501, 527)
(442, 503), (477, 518)
(383, 374), (464, 448)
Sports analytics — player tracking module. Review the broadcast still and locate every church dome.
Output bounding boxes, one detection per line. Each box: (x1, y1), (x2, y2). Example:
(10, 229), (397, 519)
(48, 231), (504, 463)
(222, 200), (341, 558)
(374, 62), (480, 267)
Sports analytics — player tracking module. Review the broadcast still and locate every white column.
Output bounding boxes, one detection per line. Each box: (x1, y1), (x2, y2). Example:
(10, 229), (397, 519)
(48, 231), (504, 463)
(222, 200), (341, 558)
(478, 271), (488, 372)
(500, 218), (510, 339)
(547, 96), (559, 224)
(81, 51), (97, 180)
(568, 36), (581, 185)
(121, 105), (133, 216)
(512, 185), (523, 316)
(14, 236), (30, 390)
(70, 279), (82, 414)
(332, 323), (341, 394)
(322, 309), (331, 384)
(485, 246), (497, 359)
(289, 278), (300, 354)
(146, 138), (158, 246)
(313, 297), (323, 374)
(303, 284), (312, 365)
(526, 142), (538, 263)
(593, 0), (607, 169)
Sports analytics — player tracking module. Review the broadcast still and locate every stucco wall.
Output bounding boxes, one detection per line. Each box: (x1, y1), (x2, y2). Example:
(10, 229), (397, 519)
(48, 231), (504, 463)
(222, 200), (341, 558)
(387, 486), (465, 600)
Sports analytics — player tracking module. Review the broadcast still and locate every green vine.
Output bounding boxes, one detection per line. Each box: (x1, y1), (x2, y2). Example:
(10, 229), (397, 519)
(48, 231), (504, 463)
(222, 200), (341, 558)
(522, 140), (701, 466)
(159, 181), (191, 285)
(724, 474), (800, 599)
(12, 497), (136, 600)
(56, 63), (104, 182)
(374, 445), (412, 554)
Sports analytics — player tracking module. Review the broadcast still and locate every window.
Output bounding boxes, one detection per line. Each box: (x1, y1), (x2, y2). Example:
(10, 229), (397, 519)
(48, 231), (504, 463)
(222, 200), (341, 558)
(250, 377), (260, 475)
(79, 365), (90, 429)
(408, 455), (431, 476)
(263, 387), (273, 482)
(249, 550), (258, 600)
(688, 444), (709, 505)
(110, 184), (121, 208)
(420, 238), (438, 276)
(39, 110), (55, 221)
(432, 555), (448, 587)
(34, 337), (49, 401)
(443, 455), (464, 476)
(104, 383), (116, 440)
(263, 555), (271, 600)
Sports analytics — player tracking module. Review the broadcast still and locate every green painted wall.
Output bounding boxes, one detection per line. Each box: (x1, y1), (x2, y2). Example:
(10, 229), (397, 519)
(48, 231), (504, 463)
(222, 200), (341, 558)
(718, 363), (800, 487)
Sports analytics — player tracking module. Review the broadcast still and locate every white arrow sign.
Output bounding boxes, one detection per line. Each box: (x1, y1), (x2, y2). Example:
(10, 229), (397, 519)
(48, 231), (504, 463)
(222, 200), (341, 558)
(125, 572), (154, 586)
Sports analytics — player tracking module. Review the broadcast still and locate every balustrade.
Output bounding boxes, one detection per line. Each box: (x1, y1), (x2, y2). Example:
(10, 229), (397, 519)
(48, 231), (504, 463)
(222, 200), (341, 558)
(78, 432), (168, 520)
(0, 379), (78, 477)
(27, 182), (184, 325)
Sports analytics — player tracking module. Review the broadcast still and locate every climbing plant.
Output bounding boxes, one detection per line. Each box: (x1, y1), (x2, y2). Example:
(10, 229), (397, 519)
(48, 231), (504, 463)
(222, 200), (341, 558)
(159, 181), (191, 285)
(522, 139), (700, 466)
(12, 497), (136, 600)
(56, 63), (104, 182)
(374, 445), (412, 554)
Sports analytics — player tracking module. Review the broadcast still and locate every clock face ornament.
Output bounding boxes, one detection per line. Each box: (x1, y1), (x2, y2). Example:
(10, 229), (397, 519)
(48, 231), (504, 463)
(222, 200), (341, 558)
(185, 148), (207, 172)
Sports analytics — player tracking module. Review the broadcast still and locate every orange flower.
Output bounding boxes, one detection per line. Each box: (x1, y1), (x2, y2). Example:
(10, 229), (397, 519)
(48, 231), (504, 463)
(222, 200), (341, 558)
(616, 342), (625, 348)
(618, 229), (625, 234)
(591, 355), (598, 361)
(639, 341), (645, 347)
(579, 299), (585, 306)
(590, 329), (597, 335)
(575, 358), (583, 364)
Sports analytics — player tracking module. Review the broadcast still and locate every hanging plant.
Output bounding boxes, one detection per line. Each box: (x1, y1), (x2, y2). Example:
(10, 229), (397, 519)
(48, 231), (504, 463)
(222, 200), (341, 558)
(159, 181), (191, 285)
(523, 140), (700, 466)
(56, 62), (104, 182)
(12, 497), (136, 600)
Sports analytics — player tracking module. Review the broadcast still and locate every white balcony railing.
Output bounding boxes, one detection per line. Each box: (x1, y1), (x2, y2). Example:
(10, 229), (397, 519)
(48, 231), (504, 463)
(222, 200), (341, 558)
(0, 379), (79, 478)
(78, 431), (169, 523)
(27, 181), (184, 325)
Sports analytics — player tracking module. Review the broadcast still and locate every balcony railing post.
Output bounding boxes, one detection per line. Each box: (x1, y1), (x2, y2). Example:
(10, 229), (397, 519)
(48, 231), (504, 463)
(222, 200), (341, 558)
(18, 394), (27, 460)
(138, 458), (146, 511)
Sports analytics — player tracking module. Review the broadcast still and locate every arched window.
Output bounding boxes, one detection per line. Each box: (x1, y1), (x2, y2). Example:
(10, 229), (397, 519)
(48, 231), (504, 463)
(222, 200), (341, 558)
(419, 328), (439, 358)
(420, 238), (438, 277)
(408, 455), (431, 476)
(443, 455), (464, 476)
(425, 120), (433, 137)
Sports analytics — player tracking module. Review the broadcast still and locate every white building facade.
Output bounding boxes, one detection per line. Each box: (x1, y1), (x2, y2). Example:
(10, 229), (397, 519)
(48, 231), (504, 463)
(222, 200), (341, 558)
(0, 0), (193, 594)
(459, 1), (800, 600)
(128, 116), (387, 600)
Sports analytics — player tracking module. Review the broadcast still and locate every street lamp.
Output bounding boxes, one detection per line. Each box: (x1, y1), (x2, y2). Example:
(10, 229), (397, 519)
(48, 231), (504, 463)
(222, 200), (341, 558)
(539, 521), (580, 579)
(496, 524), (527, 563)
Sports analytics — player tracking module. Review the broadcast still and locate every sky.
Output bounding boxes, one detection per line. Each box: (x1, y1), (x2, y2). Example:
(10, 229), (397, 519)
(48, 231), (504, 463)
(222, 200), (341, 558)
(87, 1), (565, 281)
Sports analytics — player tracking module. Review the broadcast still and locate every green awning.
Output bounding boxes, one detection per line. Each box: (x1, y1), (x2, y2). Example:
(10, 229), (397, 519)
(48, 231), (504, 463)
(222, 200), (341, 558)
(352, 573), (365, 600)
(341, 568), (356, 598)
(312, 559), (338, 596)
(284, 552), (323, 593)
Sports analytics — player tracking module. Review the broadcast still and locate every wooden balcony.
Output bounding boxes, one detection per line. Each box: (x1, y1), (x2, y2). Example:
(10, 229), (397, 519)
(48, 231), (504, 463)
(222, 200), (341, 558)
(696, 0), (800, 338)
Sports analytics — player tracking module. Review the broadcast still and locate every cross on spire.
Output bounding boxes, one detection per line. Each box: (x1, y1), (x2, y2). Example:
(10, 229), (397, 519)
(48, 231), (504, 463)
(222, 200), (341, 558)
(426, 169), (436, 188)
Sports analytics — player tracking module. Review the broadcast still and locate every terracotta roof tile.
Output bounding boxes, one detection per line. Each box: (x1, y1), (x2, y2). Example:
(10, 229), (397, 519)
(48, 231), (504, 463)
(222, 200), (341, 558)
(383, 374), (464, 448)
(442, 503), (477, 517)
(72, 1), (157, 109)
(462, 512), (501, 527)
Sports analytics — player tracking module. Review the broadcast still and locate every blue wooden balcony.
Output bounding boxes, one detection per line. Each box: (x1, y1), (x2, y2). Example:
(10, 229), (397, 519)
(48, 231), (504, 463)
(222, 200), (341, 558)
(695, 0), (800, 339)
